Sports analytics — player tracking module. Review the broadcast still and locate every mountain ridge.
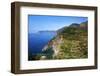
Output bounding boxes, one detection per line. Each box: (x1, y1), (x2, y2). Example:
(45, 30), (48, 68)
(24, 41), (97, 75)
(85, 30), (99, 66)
(34, 21), (88, 60)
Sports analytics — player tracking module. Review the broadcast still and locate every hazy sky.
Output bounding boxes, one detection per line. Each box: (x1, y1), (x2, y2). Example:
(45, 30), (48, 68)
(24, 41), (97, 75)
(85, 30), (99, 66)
(28, 15), (87, 33)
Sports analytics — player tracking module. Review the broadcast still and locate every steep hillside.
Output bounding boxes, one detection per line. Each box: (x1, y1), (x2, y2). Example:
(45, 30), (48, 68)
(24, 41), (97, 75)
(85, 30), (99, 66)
(36, 21), (88, 60)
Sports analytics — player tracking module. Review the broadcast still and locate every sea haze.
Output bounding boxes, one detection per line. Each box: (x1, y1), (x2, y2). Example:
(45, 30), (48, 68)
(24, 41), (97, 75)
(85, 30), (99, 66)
(28, 31), (57, 56)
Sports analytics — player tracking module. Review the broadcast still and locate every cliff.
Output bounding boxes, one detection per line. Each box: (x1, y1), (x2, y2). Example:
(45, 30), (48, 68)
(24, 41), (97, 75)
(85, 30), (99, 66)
(39, 21), (88, 60)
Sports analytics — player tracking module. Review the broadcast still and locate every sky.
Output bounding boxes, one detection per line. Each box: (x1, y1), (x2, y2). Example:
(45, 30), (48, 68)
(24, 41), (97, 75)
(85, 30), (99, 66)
(28, 15), (88, 33)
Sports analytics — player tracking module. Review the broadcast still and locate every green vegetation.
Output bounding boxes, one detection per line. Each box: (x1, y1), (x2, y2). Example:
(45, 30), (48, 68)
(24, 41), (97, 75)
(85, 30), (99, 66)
(56, 33), (87, 59)
(34, 21), (88, 60)
(42, 21), (88, 59)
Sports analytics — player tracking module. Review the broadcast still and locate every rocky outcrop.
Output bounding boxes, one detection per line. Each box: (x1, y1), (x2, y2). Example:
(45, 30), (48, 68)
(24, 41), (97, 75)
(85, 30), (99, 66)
(41, 35), (63, 59)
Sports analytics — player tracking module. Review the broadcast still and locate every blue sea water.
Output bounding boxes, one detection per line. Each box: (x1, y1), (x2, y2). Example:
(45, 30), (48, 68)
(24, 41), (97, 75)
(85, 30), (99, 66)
(28, 32), (57, 56)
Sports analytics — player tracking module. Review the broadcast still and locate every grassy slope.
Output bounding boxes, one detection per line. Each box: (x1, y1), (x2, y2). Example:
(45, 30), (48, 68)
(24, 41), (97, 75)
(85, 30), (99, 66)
(32, 21), (88, 60)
